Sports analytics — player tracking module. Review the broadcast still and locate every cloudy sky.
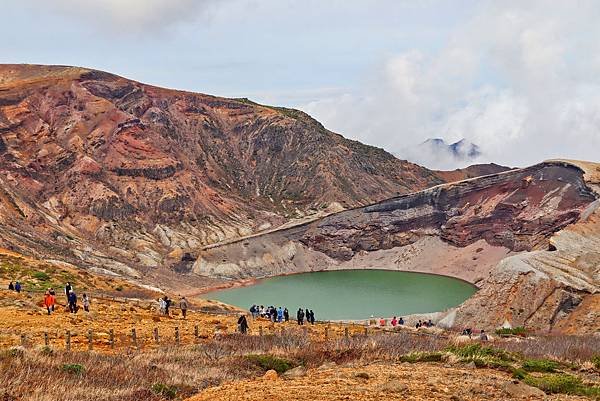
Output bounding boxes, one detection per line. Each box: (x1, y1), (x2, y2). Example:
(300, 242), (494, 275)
(2, 0), (600, 169)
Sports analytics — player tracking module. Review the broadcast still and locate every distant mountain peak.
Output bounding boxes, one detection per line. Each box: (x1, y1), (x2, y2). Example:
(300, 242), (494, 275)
(420, 138), (481, 160)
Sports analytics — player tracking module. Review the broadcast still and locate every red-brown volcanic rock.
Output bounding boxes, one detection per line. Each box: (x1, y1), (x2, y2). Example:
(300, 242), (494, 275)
(0, 64), (452, 275)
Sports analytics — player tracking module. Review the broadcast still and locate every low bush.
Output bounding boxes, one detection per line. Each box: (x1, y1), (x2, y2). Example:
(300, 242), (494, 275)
(245, 354), (296, 374)
(511, 368), (527, 380)
(61, 363), (85, 376)
(1, 347), (25, 359)
(592, 355), (600, 370)
(524, 373), (600, 397)
(32, 271), (50, 281)
(522, 359), (559, 373)
(151, 383), (178, 399)
(400, 352), (444, 363)
(39, 346), (53, 356)
(495, 327), (527, 337)
(446, 343), (514, 362)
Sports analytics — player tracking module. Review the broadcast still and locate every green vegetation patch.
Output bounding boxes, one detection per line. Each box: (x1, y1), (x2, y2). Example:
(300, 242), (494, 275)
(523, 373), (600, 397)
(400, 351), (444, 363)
(522, 359), (560, 373)
(592, 355), (600, 371)
(446, 343), (515, 362)
(32, 271), (51, 281)
(245, 354), (296, 374)
(39, 346), (54, 356)
(495, 327), (528, 337)
(0, 347), (24, 359)
(151, 383), (178, 400)
(61, 363), (85, 376)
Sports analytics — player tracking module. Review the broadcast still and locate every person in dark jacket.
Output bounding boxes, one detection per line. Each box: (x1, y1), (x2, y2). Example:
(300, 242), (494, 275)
(68, 290), (77, 313)
(14, 281), (21, 293)
(163, 296), (171, 315)
(297, 308), (304, 325)
(237, 314), (249, 334)
(8, 282), (14, 291)
(64, 282), (72, 301)
(309, 310), (315, 324)
(283, 308), (289, 322)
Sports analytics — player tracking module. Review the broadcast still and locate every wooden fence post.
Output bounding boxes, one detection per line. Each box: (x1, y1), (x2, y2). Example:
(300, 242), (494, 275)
(44, 332), (49, 347)
(259, 326), (263, 337)
(65, 330), (71, 351)
(154, 327), (159, 344)
(194, 325), (199, 339)
(131, 328), (137, 348)
(344, 327), (349, 338)
(175, 326), (180, 345)
(109, 329), (114, 349)
(364, 326), (368, 337)
(324, 326), (329, 341)
(88, 330), (93, 351)
(20, 334), (26, 348)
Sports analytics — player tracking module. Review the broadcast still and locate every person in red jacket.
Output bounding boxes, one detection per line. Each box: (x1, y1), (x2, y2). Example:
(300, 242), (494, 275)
(43, 291), (55, 315)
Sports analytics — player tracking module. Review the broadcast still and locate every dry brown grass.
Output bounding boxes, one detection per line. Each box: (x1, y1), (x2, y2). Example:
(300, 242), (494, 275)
(1, 330), (598, 401)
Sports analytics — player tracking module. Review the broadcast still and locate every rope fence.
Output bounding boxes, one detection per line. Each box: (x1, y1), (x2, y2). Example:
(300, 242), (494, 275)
(0, 316), (451, 352)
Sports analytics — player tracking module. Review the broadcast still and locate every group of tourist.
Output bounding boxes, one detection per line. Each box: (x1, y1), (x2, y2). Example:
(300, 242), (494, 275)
(415, 319), (434, 328)
(38, 282), (90, 315)
(249, 305), (289, 322)
(375, 316), (406, 327)
(8, 279), (92, 315)
(157, 295), (189, 318)
(297, 308), (315, 325)
(7, 281), (22, 293)
(248, 305), (316, 325)
(462, 327), (488, 341)
(63, 282), (90, 314)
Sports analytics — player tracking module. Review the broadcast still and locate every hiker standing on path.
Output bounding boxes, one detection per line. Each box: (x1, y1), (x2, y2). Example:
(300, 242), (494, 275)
(64, 282), (72, 301)
(49, 288), (56, 311)
(43, 291), (55, 315)
(82, 293), (90, 312)
(297, 308), (304, 325)
(277, 307), (283, 323)
(14, 281), (21, 293)
(8, 282), (14, 291)
(68, 290), (77, 313)
(238, 314), (249, 334)
(283, 308), (289, 322)
(179, 297), (189, 318)
(163, 296), (171, 316)
(309, 310), (315, 324)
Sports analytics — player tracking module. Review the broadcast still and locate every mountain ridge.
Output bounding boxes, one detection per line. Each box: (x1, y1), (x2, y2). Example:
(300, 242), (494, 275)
(0, 63), (506, 279)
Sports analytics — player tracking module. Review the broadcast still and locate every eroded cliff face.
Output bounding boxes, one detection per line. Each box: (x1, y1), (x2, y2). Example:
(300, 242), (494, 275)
(447, 160), (600, 333)
(195, 161), (600, 333)
(0, 64), (450, 275)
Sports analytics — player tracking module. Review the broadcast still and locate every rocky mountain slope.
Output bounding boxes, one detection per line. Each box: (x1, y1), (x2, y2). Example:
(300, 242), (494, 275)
(0, 64), (481, 277)
(194, 160), (600, 333)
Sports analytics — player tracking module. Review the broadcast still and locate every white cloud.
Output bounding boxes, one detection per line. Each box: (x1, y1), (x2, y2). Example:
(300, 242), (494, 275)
(301, 0), (600, 169)
(27, 0), (226, 34)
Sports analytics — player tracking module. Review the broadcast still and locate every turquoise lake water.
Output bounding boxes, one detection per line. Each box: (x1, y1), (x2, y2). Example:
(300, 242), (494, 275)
(202, 270), (477, 320)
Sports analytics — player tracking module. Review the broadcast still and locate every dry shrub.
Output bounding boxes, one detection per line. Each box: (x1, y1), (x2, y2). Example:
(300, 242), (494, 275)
(494, 335), (600, 363)
(2, 329), (598, 401)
